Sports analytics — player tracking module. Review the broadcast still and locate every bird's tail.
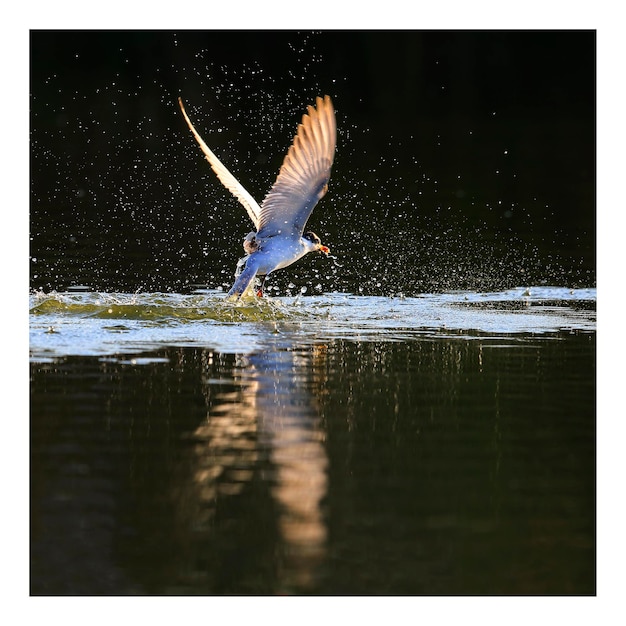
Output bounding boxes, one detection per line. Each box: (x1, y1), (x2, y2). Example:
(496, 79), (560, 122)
(227, 257), (260, 300)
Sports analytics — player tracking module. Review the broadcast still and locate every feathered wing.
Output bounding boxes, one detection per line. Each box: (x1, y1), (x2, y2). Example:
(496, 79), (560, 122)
(178, 97), (261, 229)
(257, 95), (336, 238)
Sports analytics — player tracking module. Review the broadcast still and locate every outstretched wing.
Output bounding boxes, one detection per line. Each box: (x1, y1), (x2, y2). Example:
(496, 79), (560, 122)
(178, 97), (261, 229)
(257, 95), (336, 239)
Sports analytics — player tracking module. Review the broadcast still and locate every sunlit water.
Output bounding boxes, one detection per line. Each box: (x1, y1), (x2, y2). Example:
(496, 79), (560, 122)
(30, 287), (595, 595)
(30, 287), (595, 360)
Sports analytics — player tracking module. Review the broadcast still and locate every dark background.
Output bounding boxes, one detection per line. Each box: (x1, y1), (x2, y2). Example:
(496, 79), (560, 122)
(30, 30), (595, 295)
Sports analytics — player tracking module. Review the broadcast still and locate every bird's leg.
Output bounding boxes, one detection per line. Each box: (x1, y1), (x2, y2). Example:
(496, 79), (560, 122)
(256, 275), (267, 297)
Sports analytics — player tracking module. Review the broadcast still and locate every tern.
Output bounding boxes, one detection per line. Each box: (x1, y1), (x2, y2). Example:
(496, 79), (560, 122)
(178, 95), (336, 299)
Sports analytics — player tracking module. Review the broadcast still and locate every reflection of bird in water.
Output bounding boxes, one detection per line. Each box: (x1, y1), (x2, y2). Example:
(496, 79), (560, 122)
(178, 96), (336, 299)
(186, 347), (329, 593)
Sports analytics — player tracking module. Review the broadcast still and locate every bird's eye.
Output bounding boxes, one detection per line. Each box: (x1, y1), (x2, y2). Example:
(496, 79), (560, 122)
(304, 231), (321, 244)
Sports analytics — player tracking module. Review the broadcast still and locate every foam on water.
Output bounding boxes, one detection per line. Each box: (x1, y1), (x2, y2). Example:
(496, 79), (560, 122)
(29, 287), (596, 362)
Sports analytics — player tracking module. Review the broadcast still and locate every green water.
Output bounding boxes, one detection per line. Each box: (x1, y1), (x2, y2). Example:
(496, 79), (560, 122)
(30, 288), (595, 594)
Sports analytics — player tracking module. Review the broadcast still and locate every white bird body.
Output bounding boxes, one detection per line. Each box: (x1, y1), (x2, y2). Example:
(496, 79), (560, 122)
(178, 95), (336, 298)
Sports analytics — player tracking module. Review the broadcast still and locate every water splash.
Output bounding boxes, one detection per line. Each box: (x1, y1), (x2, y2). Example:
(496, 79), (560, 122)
(29, 287), (596, 362)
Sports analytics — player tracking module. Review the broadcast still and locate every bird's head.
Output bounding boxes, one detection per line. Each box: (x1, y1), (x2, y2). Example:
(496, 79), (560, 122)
(304, 231), (330, 256)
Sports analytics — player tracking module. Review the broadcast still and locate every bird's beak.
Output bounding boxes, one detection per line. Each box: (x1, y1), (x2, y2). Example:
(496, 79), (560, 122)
(319, 244), (330, 256)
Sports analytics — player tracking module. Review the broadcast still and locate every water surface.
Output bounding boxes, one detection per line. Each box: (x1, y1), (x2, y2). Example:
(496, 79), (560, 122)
(30, 287), (596, 594)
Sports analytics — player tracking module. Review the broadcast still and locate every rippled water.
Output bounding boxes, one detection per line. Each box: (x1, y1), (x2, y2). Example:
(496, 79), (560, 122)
(30, 287), (596, 594)
(30, 287), (596, 360)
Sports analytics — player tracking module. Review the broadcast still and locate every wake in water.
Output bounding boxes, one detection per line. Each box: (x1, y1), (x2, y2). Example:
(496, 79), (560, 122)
(29, 287), (596, 362)
(28, 289), (311, 323)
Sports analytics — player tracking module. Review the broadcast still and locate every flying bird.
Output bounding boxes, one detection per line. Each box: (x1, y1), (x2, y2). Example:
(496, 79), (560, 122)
(178, 95), (336, 299)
